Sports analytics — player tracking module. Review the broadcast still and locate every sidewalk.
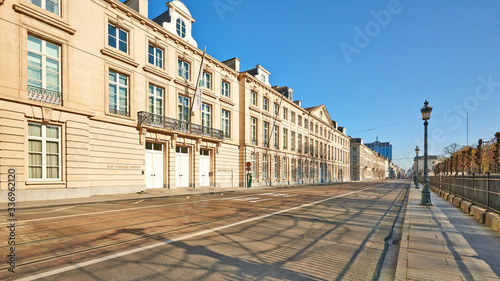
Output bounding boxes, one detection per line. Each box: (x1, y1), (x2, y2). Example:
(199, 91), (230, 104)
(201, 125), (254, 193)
(395, 183), (500, 280)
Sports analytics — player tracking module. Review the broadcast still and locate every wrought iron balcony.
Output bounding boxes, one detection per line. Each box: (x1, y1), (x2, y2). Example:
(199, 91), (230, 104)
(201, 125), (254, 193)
(27, 85), (61, 105)
(109, 108), (130, 117)
(137, 111), (223, 140)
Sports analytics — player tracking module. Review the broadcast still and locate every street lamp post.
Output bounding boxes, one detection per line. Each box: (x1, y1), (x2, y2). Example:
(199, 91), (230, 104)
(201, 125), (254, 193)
(420, 100), (433, 205)
(414, 146), (420, 189)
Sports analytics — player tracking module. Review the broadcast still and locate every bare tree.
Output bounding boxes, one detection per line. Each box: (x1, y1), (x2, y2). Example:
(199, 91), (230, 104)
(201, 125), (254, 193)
(442, 143), (462, 157)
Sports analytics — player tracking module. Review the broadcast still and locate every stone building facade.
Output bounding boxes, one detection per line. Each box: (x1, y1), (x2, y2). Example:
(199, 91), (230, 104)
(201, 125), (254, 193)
(0, 0), (350, 201)
(350, 138), (388, 181)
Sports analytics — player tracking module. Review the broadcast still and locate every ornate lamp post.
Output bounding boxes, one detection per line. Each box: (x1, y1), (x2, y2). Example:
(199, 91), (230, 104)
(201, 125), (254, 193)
(414, 146), (420, 188)
(420, 100), (433, 205)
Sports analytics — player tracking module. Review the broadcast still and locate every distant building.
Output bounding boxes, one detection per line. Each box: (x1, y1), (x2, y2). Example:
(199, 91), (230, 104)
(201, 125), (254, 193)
(350, 138), (388, 181)
(412, 156), (443, 176)
(365, 137), (392, 160)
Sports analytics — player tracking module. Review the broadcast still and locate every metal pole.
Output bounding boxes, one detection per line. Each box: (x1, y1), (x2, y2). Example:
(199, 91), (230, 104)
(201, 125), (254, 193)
(421, 120), (432, 205)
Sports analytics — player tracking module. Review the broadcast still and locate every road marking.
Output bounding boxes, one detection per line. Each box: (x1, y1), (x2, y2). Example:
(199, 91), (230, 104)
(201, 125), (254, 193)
(131, 200), (144, 205)
(18, 206), (75, 215)
(17, 187), (374, 281)
(249, 198), (273, 203)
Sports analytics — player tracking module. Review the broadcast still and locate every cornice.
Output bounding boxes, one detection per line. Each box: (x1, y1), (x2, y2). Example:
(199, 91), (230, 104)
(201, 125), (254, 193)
(13, 3), (76, 35)
(101, 48), (139, 68)
(219, 96), (235, 106)
(143, 65), (172, 81)
(173, 78), (196, 91)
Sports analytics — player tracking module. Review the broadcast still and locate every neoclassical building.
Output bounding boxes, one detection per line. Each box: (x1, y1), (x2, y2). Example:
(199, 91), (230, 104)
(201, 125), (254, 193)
(350, 138), (388, 181)
(0, 0), (350, 201)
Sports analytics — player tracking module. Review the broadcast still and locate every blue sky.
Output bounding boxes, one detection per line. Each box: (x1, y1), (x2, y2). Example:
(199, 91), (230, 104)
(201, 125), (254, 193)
(145, 0), (500, 170)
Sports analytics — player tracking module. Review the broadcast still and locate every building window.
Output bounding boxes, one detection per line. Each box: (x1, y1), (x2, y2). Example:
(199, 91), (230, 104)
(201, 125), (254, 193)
(291, 159), (295, 179)
(263, 155), (268, 179)
(28, 0), (60, 16)
(108, 70), (129, 117)
(148, 85), (163, 116)
(304, 119), (308, 129)
(283, 108), (288, 120)
(261, 74), (266, 82)
(282, 158), (287, 179)
(250, 91), (257, 106)
(316, 124), (318, 134)
(176, 18), (186, 38)
(352, 147), (357, 152)
(201, 72), (211, 89)
(178, 95), (190, 122)
(283, 128), (288, 149)
(298, 134), (302, 152)
(221, 81), (230, 97)
(274, 156), (278, 179)
(28, 123), (60, 180)
(108, 23), (128, 53)
(148, 44), (163, 68)
(291, 131), (295, 151)
(298, 116), (302, 126)
(353, 156), (358, 164)
(274, 103), (279, 116)
(263, 122), (269, 147)
(274, 126), (279, 149)
(291, 112), (295, 123)
(202, 103), (211, 128)
(298, 160), (302, 179)
(27, 35), (61, 97)
(222, 110), (230, 138)
(304, 137), (308, 153)
(250, 117), (257, 144)
(250, 153), (256, 179)
(178, 59), (190, 79)
(263, 98), (269, 111)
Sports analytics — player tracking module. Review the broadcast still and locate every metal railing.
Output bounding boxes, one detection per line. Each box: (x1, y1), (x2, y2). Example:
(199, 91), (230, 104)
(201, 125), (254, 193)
(137, 111), (223, 140)
(429, 174), (500, 214)
(27, 85), (61, 105)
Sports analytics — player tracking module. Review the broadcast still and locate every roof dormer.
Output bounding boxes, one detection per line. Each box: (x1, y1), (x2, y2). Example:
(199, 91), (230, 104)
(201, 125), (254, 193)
(152, 1), (198, 47)
(245, 65), (271, 86)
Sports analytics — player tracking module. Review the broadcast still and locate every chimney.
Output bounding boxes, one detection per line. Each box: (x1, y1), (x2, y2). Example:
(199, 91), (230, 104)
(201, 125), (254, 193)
(222, 58), (240, 72)
(124, 0), (148, 18)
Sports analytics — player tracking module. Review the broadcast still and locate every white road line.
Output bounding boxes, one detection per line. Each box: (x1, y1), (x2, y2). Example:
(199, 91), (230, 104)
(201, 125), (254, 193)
(130, 200), (144, 205)
(17, 206), (76, 215)
(17, 187), (374, 281)
(249, 198), (273, 203)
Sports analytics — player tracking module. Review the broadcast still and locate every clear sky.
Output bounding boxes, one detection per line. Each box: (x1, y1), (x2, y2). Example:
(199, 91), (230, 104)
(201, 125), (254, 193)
(144, 0), (500, 170)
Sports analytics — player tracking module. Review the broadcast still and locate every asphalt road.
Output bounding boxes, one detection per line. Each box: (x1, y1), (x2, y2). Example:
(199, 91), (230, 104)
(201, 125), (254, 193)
(1, 180), (409, 280)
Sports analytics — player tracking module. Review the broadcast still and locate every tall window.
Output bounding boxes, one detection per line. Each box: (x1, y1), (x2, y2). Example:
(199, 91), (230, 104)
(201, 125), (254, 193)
(298, 134), (302, 152)
(274, 126), (279, 149)
(263, 122), (269, 146)
(202, 103), (211, 128)
(282, 158), (287, 179)
(291, 159), (295, 179)
(283, 108), (288, 120)
(250, 91), (257, 106)
(176, 19), (186, 38)
(263, 98), (269, 111)
(298, 160), (302, 179)
(28, 123), (60, 180)
(283, 128), (288, 149)
(29, 0), (60, 16)
(148, 85), (163, 116)
(250, 153), (256, 179)
(274, 103), (279, 116)
(263, 155), (268, 179)
(291, 131), (295, 151)
(109, 71), (129, 117)
(178, 95), (190, 121)
(304, 119), (308, 129)
(28, 35), (61, 94)
(108, 23), (128, 53)
(222, 110), (230, 138)
(148, 44), (163, 68)
(201, 72), (211, 89)
(178, 59), (189, 79)
(304, 137), (308, 153)
(250, 117), (257, 144)
(291, 112), (295, 123)
(274, 156), (278, 179)
(298, 116), (302, 126)
(221, 81), (230, 97)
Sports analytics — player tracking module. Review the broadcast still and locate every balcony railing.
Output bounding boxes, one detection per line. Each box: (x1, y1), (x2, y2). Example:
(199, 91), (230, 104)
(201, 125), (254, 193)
(137, 111), (223, 140)
(27, 86), (61, 105)
(109, 108), (130, 117)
